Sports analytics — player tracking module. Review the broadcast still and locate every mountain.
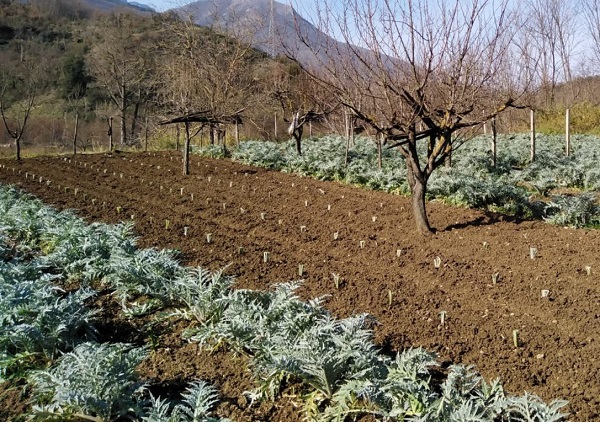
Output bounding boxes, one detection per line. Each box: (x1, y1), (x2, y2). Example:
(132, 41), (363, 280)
(83, 0), (155, 12)
(175, 0), (341, 67)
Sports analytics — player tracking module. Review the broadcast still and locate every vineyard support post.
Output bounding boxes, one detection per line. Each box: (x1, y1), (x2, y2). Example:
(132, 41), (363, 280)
(565, 108), (570, 157)
(530, 109), (536, 163)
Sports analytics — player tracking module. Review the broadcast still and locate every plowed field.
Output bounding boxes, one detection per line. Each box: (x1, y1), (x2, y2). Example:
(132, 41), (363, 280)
(1, 151), (599, 420)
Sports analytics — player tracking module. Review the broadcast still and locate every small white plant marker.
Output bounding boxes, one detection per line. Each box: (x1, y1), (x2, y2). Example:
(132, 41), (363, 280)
(492, 273), (500, 284)
(434, 256), (442, 268)
(359, 240), (365, 249)
(439, 311), (447, 326)
(298, 264), (304, 276)
(332, 273), (341, 289)
(529, 247), (537, 259)
(333, 232), (339, 240)
(396, 248), (402, 258)
(206, 233), (212, 243)
(183, 226), (189, 236)
(263, 251), (270, 263)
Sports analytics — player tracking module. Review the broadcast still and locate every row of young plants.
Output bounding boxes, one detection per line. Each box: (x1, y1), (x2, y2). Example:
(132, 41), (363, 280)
(0, 184), (228, 421)
(0, 184), (568, 421)
(198, 134), (600, 227)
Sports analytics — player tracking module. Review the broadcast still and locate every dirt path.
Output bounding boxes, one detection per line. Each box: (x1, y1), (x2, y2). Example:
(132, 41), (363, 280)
(1, 151), (598, 420)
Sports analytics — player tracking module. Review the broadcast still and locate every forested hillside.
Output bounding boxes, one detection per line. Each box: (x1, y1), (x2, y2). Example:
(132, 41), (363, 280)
(0, 0), (314, 157)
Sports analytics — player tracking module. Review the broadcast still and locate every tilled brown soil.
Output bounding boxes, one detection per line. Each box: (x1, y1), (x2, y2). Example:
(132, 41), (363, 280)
(1, 151), (599, 420)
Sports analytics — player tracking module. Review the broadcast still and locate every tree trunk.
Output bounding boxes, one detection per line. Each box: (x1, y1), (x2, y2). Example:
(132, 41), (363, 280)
(15, 134), (21, 161)
(183, 122), (190, 176)
(108, 117), (113, 152)
(73, 113), (79, 156)
(209, 126), (215, 145)
(294, 126), (303, 155)
(407, 163), (432, 234)
(176, 124), (180, 152)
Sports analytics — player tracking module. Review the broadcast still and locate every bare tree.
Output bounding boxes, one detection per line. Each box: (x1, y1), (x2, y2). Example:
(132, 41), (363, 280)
(521, 0), (579, 107)
(87, 12), (157, 146)
(290, 0), (530, 234)
(0, 51), (46, 160)
(156, 13), (260, 174)
(584, 0), (600, 72)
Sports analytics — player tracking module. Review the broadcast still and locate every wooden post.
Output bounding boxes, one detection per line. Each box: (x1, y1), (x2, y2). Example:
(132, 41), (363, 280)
(530, 109), (536, 163)
(350, 115), (355, 146)
(144, 117), (149, 152)
(72, 113), (79, 156)
(491, 116), (497, 167)
(108, 117), (113, 152)
(274, 112), (278, 140)
(309, 121), (312, 138)
(345, 112), (351, 142)
(183, 121), (190, 176)
(377, 133), (383, 169)
(565, 108), (571, 157)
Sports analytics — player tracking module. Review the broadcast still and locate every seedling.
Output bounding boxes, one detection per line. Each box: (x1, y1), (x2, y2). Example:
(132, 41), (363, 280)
(359, 240), (365, 249)
(492, 272), (500, 284)
(263, 251), (270, 263)
(529, 247), (537, 259)
(439, 311), (447, 326)
(206, 233), (212, 243)
(298, 264), (304, 276)
(433, 256), (442, 269)
(331, 273), (341, 289)
(513, 329), (520, 348)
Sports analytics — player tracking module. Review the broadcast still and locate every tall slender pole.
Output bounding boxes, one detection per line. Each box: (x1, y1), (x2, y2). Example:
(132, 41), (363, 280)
(530, 109), (536, 163)
(491, 116), (497, 168)
(565, 108), (571, 157)
(274, 112), (278, 140)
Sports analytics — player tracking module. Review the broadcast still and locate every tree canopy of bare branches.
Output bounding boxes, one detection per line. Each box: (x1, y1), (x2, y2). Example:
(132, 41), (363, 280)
(290, 0), (531, 233)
